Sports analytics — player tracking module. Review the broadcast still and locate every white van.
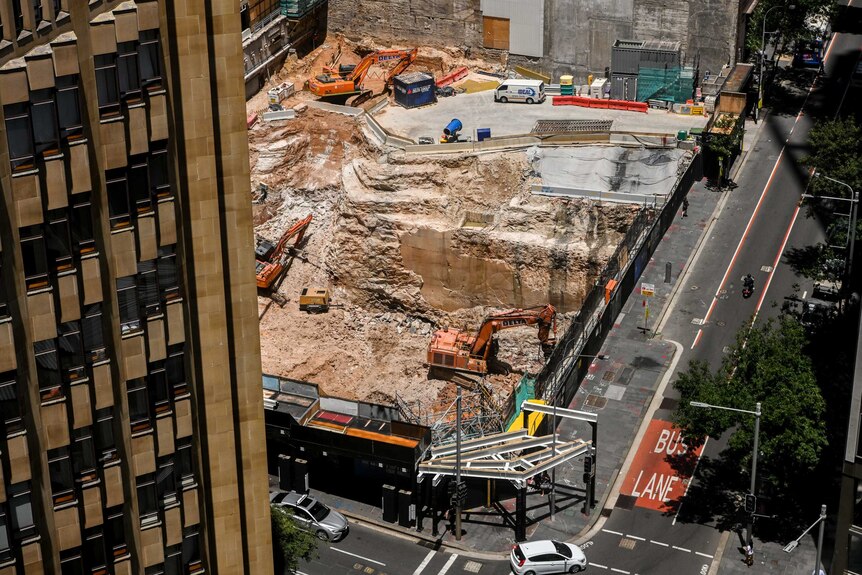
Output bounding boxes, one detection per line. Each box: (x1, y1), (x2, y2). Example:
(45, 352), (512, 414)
(494, 79), (546, 104)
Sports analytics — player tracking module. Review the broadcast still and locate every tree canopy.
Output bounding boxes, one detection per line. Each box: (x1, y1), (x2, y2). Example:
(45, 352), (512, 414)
(745, 0), (834, 55)
(806, 118), (862, 197)
(271, 505), (318, 572)
(672, 316), (827, 496)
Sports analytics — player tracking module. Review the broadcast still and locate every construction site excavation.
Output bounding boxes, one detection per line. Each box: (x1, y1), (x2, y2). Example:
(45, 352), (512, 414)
(248, 37), (697, 434)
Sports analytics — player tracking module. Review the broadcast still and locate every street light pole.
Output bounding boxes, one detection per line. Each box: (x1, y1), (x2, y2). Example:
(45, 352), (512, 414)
(689, 401), (762, 547)
(783, 504), (827, 575)
(759, 4), (795, 115)
(813, 173), (858, 286)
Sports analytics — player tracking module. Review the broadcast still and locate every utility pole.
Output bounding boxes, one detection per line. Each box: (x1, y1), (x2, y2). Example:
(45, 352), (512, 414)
(815, 504), (826, 575)
(455, 385), (462, 541)
(550, 387), (557, 519)
(747, 402), (761, 548)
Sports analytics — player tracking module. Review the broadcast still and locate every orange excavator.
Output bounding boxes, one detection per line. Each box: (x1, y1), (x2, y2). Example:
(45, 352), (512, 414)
(427, 304), (557, 375)
(255, 214), (313, 292)
(307, 48), (418, 105)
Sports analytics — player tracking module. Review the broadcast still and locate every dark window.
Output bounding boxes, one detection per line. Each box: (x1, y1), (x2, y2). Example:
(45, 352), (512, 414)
(56, 75), (83, 140)
(9, 483), (36, 540)
(176, 438), (195, 485)
(127, 378), (149, 431)
(82, 304), (106, 363)
(139, 30), (162, 89)
(156, 459), (176, 503)
(58, 321), (85, 383)
(129, 157), (151, 213)
(46, 216), (73, 272)
(94, 408), (117, 462)
(5, 103), (34, 171)
(30, 89), (59, 156)
(104, 507), (127, 557)
(13, 0), (22, 35)
(158, 246), (179, 300)
(20, 226), (48, 291)
(0, 512), (10, 562)
(166, 350), (186, 396)
(0, 262), (8, 319)
(60, 550), (83, 575)
(165, 545), (182, 575)
(34, 339), (62, 402)
(145, 565), (165, 575)
(148, 368), (169, 414)
(0, 375), (23, 434)
(117, 276), (140, 334)
(72, 427), (97, 481)
(94, 54), (119, 117)
(48, 447), (75, 505)
(150, 142), (170, 197)
(32, 0), (43, 22)
(107, 173), (131, 230)
(182, 527), (201, 568)
(137, 474), (157, 524)
(83, 529), (107, 572)
(117, 41), (140, 100)
(52, 0), (62, 15)
(138, 260), (160, 317)
(71, 198), (96, 256)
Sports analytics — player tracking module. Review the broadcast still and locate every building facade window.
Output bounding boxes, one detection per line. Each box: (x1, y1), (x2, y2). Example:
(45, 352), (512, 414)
(136, 474), (157, 525)
(164, 544), (181, 575)
(12, 0), (23, 35)
(156, 458), (176, 504)
(30, 89), (59, 157)
(48, 447), (75, 505)
(58, 321), (85, 383)
(129, 157), (151, 213)
(9, 483), (36, 540)
(107, 172), (131, 230)
(166, 348), (187, 396)
(94, 54), (120, 117)
(0, 375), (23, 435)
(82, 304), (106, 364)
(139, 30), (162, 89)
(94, 408), (117, 462)
(0, 262), (9, 319)
(20, 225), (48, 291)
(71, 196), (96, 256)
(4, 103), (33, 171)
(83, 528), (107, 573)
(138, 260), (160, 317)
(117, 41), (140, 101)
(117, 276), (140, 334)
(72, 427), (97, 482)
(182, 526), (201, 570)
(46, 215), (73, 272)
(32, 0), (43, 23)
(0, 511), (10, 562)
(34, 339), (62, 402)
(59, 549), (83, 575)
(127, 378), (149, 431)
(104, 507), (127, 558)
(176, 437), (195, 486)
(158, 246), (179, 301)
(148, 367), (169, 413)
(149, 141), (170, 198)
(56, 75), (83, 140)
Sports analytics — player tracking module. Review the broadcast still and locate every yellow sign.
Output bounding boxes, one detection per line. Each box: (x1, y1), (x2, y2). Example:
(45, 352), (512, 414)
(641, 283), (655, 297)
(691, 105), (705, 116)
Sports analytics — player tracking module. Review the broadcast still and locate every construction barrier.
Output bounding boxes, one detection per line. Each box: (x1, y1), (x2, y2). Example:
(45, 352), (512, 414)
(552, 95), (648, 113)
(462, 79), (499, 93)
(514, 65), (551, 84)
(436, 66), (469, 88)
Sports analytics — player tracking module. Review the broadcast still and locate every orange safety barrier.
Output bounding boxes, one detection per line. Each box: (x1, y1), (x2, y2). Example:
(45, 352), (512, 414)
(552, 95), (648, 113)
(247, 113), (258, 128)
(436, 66), (469, 87)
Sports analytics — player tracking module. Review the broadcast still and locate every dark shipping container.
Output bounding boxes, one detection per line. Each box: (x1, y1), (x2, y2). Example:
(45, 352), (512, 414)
(393, 72), (437, 109)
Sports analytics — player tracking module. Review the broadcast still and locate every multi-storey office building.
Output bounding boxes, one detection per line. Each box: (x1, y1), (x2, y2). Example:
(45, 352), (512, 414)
(0, 1), (272, 573)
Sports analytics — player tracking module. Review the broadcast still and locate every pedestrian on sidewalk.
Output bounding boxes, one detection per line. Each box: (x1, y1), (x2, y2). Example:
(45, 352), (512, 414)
(744, 543), (754, 567)
(682, 197), (689, 218)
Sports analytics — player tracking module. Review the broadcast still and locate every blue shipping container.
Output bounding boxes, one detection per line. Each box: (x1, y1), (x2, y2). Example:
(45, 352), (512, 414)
(477, 128), (491, 141)
(393, 72), (437, 109)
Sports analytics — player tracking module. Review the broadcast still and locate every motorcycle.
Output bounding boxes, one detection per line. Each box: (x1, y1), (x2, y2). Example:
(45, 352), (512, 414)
(742, 276), (754, 299)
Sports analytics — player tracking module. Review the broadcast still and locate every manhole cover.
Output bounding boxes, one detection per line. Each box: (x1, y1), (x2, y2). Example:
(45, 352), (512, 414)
(619, 538), (637, 550)
(717, 321), (726, 327)
(464, 561), (483, 572)
(584, 394), (608, 409)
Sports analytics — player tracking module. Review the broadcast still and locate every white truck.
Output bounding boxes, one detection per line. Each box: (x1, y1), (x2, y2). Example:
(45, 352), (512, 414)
(494, 79), (546, 104)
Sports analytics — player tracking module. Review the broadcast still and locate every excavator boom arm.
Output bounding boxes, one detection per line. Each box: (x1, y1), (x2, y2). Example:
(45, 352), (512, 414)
(271, 214), (313, 263)
(470, 305), (556, 360)
(348, 48), (418, 89)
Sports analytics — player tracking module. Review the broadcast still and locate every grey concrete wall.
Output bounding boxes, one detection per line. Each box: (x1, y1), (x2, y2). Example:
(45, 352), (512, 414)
(328, 0), (483, 48)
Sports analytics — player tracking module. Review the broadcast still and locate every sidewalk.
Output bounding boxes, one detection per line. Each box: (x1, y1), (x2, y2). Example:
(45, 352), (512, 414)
(308, 116), (820, 572)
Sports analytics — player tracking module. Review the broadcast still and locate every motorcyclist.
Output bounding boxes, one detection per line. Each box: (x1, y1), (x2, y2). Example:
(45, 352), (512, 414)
(744, 274), (754, 289)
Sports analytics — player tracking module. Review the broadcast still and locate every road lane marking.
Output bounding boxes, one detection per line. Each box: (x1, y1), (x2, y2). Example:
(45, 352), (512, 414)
(650, 540), (669, 547)
(627, 535), (645, 541)
(696, 551), (714, 559)
(590, 562), (608, 569)
(412, 550), (436, 575)
(438, 553), (458, 574)
(752, 203), (801, 325)
(332, 547), (386, 566)
(673, 545), (691, 553)
(611, 568), (631, 574)
(604, 529), (624, 536)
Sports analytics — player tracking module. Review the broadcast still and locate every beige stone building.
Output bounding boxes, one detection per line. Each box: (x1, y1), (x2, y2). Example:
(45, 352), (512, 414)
(0, 0), (271, 573)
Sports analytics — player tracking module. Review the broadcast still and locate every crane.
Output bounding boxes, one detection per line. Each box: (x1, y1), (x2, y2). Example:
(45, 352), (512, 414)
(307, 48), (418, 105)
(255, 214), (313, 292)
(427, 304), (557, 375)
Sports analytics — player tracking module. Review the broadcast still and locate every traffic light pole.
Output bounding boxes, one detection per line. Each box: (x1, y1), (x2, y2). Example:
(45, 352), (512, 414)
(455, 385), (462, 541)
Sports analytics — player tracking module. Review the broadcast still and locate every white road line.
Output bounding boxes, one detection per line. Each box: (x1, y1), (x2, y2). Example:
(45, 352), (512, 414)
(603, 529), (624, 536)
(438, 553), (458, 574)
(412, 550), (436, 575)
(611, 568), (631, 574)
(696, 551), (715, 559)
(673, 545), (692, 553)
(650, 540), (669, 547)
(673, 435), (710, 525)
(802, 290), (807, 299)
(627, 534), (646, 541)
(332, 547), (386, 566)
(590, 562), (609, 569)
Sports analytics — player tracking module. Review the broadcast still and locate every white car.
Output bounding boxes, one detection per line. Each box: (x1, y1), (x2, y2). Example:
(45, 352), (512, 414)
(510, 540), (587, 574)
(269, 491), (349, 541)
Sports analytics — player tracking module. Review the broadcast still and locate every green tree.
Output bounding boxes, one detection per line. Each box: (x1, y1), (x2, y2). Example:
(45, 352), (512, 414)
(271, 504), (318, 573)
(806, 118), (862, 197)
(745, 0), (834, 56)
(673, 316), (827, 496)
(704, 114), (742, 185)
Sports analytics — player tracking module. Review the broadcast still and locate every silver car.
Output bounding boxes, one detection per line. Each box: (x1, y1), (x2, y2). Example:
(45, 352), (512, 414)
(510, 540), (587, 574)
(269, 491), (349, 541)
